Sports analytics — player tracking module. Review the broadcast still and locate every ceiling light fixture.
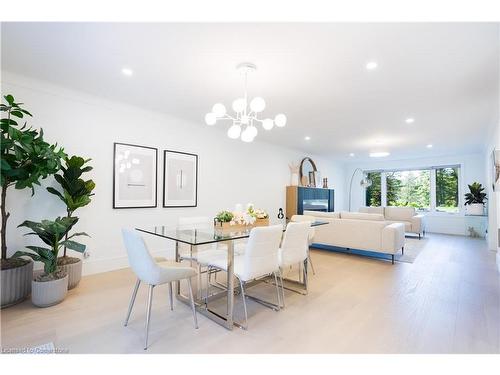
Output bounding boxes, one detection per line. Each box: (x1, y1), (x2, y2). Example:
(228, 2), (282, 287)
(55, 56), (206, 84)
(205, 62), (286, 143)
(349, 153), (355, 157)
(369, 151), (390, 158)
(304, 136), (311, 141)
(121, 67), (133, 76)
(405, 118), (415, 124)
(426, 144), (433, 148)
(365, 61), (378, 70)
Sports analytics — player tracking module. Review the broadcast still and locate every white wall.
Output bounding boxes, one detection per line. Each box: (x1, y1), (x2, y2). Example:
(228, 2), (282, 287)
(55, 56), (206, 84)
(1, 72), (345, 275)
(344, 153), (486, 235)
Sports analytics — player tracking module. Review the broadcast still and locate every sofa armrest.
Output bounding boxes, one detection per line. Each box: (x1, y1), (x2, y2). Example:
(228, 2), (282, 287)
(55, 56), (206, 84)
(381, 223), (405, 253)
(411, 214), (425, 234)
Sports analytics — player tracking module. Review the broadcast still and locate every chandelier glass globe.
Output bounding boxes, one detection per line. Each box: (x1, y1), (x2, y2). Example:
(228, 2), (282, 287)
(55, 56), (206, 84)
(247, 125), (258, 138)
(250, 97), (266, 112)
(262, 118), (274, 130)
(227, 124), (241, 139)
(274, 113), (287, 127)
(212, 103), (226, 117)
(205, 112), (217, 126)
(241, 127), (255, 143)
(232, 98), (247, 113)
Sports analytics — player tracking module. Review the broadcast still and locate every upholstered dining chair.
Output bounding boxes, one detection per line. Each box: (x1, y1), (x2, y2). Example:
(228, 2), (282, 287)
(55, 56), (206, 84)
(207, 225), (283, 329)
(277, 221), (311, 306)
(291, 214), (317, 275)
(121, 228), (198, 350)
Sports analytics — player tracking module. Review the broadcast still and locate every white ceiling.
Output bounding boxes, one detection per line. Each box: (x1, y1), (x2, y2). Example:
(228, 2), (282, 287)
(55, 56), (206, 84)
(1, 22), (498, 161)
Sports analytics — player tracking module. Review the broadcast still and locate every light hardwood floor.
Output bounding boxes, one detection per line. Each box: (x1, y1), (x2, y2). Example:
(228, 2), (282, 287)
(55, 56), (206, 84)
(1, 233), (499, 353)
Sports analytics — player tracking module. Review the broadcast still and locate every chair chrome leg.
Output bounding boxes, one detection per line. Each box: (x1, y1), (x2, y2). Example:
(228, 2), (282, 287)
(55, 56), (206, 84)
(238, 278), (248, 330)
(278, 269), (286, 308)
(273, 272), (281, 310)
(168, 282), (174, 311)
(303, 259), (309, 293)
(124, 278), (141, 326)
(187, 278), (199, 329)
(308, 252), (316, 275)
(144, 284), (154, 350)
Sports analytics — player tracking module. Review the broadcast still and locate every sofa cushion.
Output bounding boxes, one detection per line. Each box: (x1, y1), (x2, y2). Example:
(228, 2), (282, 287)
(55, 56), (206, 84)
(384, 206), (416, 221)
(340, 211), (385, 221)
(359, 206), (384, 215)
(303, 210), (340, 219)
(385, 220), (412, 232)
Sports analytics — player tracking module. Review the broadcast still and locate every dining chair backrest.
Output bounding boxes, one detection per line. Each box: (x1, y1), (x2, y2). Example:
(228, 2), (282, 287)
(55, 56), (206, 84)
(241, 225), (283, 281)
(291, 214), (316, 243)
(122, 228), (162, 285)
(280, 222), (311, 266)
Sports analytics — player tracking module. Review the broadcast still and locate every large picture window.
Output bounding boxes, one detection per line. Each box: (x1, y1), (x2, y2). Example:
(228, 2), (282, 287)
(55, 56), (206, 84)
(364, 165), (461, 213)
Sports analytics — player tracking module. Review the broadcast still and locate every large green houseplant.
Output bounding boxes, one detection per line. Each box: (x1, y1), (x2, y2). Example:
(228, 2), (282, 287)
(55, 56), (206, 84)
(1, 94), (66, 307)
(14, 217), (87, 307)
(47, 156), (95, 288)
(464, 182), (487, 216)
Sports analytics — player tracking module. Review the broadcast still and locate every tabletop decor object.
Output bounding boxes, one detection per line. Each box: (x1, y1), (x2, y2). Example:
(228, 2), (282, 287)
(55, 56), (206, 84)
(204, 62), (287, 143)
(163, 150), (198, 207)
(113, 143), (157, 208)
(214, 203), (269, 230)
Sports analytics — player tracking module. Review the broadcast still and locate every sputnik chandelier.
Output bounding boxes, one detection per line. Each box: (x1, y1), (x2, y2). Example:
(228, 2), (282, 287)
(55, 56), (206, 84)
(204, 62), (287, 142)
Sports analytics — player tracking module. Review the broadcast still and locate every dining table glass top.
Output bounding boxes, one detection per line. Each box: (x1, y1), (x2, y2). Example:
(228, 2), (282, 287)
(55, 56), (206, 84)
(136, 219), (328, 246)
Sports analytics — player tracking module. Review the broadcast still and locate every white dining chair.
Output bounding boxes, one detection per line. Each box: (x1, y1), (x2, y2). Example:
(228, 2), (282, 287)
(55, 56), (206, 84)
(277, 221), (311, 306)
(207, 225), (283, 329)
(291, 214), (317, 275)
(121, 228), (198, 350)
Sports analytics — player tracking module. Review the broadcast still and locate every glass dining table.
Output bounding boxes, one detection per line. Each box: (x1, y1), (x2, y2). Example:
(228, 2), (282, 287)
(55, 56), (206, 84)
(136, 220), (327, 330)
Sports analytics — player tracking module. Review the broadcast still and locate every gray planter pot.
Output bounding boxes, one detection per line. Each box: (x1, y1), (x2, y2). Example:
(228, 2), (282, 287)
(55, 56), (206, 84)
(58, 258), (82, 290)
(31, 274), (68, 308)
(1, 260), (33, 308)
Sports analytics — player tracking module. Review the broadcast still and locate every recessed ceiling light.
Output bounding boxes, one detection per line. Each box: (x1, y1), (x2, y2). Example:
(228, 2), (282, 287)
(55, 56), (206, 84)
(349, 153), (355, 157)
(365, 61), (378, 70)
(405, 118), (415, 124)
(426, 144), (433, 148)
(369, 152), (390, 158)
(121, 67), (133, 76)
(304, 136), (311, 141)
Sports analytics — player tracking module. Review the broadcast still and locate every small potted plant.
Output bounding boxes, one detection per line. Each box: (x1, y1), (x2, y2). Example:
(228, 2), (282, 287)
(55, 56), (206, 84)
(464, 182), (487, 215)
(214, 210), (234, 230)
(13, 217), (87, 307)
(47, 156), (95, 289)
(1, 94), (65, 308)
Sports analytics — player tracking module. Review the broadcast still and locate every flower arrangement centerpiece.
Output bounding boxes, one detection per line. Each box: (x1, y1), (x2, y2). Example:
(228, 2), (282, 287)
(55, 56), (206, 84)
(215, 203), (269, 230)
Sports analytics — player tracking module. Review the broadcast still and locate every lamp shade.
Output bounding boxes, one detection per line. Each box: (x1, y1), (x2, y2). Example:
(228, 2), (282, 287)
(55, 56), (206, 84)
(274, 113), (287, 127)
(250, 97), (266, 112)
(205, 112), (217, 126)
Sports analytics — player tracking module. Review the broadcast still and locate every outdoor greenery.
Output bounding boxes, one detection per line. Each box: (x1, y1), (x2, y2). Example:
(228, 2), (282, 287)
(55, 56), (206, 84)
(47, 156), (95, 257)
(365, 172), (381, 206)
(464, 182), (487, 205)
(13, 217), (88, 277)
(365, 167), (460, 212)
(1, 94), (66, 262)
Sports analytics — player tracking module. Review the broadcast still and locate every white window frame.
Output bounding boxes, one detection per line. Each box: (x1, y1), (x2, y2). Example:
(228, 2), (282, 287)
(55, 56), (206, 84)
(363, 164), (462, 215)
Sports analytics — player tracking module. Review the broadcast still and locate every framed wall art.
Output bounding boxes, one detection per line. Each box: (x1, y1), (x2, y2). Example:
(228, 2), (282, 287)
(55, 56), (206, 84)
(113, 142), (157, 208)
(163, 150), (198, 207)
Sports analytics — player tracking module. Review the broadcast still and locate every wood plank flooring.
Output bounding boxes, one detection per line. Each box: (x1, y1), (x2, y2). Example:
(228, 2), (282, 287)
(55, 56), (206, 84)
(1, 233), (499, 353)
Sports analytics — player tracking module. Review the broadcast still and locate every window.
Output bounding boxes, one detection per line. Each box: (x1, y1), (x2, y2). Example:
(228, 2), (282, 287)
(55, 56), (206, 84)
(364, 165), (461, 213)
(435, 167), (459, 213)
(386, 170), (430, 210)
(365, 172), (381, 206)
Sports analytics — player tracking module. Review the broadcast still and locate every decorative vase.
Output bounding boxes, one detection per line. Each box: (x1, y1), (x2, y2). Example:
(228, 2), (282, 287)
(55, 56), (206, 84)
(57, 257), (82, 290)
(322, 178), (328, 188)
(1, 260), (33, 308)
(466, 203), (484, 216)
(31, 274), (69, 308)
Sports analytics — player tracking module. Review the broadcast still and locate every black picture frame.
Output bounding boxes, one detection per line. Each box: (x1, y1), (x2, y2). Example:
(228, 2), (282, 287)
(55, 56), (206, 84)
(163, 150), (198, 208)
(113, 142), (158, 209)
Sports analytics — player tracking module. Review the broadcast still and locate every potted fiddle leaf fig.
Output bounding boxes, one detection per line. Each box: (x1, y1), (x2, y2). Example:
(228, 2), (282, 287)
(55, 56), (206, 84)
(14, 217), (88, 307)
(1, 94), (65, 308)
(47, 156), (95, 289)
(464, 182), (487, 215)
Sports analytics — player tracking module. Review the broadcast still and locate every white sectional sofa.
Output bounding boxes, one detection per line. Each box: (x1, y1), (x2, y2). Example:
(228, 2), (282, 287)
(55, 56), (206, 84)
(358, 206), (425, 238)
(302, 210), (405, 264)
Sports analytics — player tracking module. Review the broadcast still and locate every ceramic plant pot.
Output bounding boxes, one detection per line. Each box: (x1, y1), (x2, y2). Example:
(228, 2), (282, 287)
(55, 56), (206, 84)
(1, 260), (33, 308)
(57, 257), (82, 290)
(31, 274), (69, 308)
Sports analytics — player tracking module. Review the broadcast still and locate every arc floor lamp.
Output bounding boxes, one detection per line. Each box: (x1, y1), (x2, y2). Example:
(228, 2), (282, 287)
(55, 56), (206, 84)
(348, 168), (372, 212)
